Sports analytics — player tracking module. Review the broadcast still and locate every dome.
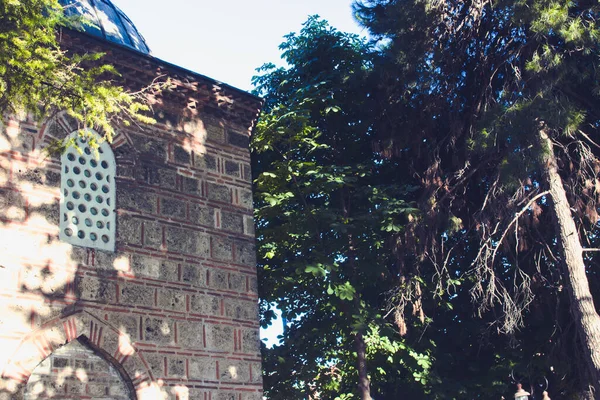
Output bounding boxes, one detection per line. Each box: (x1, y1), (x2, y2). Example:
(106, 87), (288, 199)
(58, 0), (150, 54)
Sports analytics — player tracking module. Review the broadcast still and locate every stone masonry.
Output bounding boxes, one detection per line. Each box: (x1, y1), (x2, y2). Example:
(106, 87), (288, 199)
(0, 28), (263, 399)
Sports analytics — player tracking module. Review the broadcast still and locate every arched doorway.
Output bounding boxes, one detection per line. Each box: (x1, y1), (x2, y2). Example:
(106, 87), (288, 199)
(24, 336), (133, 399)
(1, 311), (158, 399)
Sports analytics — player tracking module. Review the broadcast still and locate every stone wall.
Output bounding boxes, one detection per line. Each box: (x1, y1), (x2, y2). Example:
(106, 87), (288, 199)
(0, 29), (263, 400)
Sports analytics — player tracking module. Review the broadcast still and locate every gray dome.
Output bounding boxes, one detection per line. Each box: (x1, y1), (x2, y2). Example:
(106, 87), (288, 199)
(59, 0), (150, 54)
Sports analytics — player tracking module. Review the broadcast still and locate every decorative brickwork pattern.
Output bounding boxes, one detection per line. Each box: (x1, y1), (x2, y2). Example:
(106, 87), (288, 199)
(60, 130), (116, 251)
(0, 29), (262, 400)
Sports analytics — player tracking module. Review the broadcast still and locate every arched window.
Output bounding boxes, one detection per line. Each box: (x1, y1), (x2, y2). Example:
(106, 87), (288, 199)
(59, 130), (116, 251)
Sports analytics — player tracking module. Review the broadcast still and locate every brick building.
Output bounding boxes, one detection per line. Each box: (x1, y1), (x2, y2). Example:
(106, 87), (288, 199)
(0, 1), (263, 399)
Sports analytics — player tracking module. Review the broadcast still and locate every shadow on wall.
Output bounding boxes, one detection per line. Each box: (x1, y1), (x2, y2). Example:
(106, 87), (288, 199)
(0, 112), (168, 399)
(0, 31), (262, 399)
(24, 338), (130, 399)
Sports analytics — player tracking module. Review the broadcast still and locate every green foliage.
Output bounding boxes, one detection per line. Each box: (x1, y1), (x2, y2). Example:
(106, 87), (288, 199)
(353, 0), (600, 396)
(253, 16), (434, 399)
(254, 0), (600, 398)
(0, 0), (158, 149)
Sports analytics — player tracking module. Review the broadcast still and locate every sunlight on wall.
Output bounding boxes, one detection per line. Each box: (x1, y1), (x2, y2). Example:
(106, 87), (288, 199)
(0, 49), (264, 398)
(24, 339), (130, 399)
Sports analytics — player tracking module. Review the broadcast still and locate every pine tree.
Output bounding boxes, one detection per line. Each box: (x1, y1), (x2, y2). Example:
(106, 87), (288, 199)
(355, 0), (600, 394)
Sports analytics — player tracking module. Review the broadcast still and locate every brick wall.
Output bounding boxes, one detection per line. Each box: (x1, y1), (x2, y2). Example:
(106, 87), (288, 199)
(0, 30), (263, 400)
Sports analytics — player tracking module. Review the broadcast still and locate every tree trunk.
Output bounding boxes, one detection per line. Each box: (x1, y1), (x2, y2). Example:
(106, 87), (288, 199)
(355, 331), (372, 400)
(539, 130), (600, 392)
(341, 187), (372, 400)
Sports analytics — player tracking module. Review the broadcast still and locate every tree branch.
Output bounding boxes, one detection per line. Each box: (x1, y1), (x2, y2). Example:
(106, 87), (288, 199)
(488, 190), (550, 267)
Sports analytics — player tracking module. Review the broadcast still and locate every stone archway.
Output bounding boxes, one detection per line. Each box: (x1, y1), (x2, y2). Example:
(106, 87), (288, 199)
(36, 111), (134, 204)
(36, 111), (131, 156)
(24, 336), (131, 399)
(1, 310), (160, 399)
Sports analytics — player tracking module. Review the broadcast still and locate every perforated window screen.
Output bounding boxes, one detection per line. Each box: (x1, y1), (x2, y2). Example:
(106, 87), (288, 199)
(59, 130), (116, 251)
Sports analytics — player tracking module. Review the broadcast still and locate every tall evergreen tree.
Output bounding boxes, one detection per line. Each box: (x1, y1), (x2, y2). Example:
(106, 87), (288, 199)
(355, 0), (600, 395)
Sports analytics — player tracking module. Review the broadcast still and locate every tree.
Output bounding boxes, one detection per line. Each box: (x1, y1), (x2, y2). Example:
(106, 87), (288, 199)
(0, 0), (155, 149)
(354, 0), (600, 395)
(253, 17), (437, 400)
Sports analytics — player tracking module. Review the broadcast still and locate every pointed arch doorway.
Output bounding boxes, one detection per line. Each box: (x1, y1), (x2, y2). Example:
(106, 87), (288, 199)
(24, 336), (133, 399)
(2, 311), (157, 399)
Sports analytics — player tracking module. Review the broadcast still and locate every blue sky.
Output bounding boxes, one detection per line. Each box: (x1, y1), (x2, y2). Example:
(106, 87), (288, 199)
(115, 0), (366, 91)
